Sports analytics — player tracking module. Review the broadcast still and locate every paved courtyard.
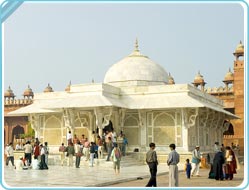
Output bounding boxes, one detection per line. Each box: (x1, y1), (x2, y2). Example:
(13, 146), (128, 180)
(110, 163), (245, 188)
(2, 156), (246, 189)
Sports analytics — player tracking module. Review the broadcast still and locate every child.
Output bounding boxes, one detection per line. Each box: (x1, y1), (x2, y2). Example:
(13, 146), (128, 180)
(185, 159), (192, 179)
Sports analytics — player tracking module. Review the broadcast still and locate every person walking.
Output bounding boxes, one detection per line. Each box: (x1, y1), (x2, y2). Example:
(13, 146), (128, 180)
(89, 142), (96, 167)
(75, 141), (82, 168)
(59, 143), (66, 166)
(213, 147), (225, 181)
(106, 136), (113, 161)
(184, 159), (192, 179)
(122, 135), (128, 156)
(83, 138), (90, 161)
(224, 146), (237, 180)
(167, 143), (180, 187)
(44, 142), (49, 165)
(66, 142), (75, 167)
(111, 143), (122, 175)
(96, 135), (103, 159)
(145, 142), (158, 187)
(214, 142), (220, 153)
(6, 142), (15, 167)
(191, 145), (201, 177)
(39, 144), (48, 170)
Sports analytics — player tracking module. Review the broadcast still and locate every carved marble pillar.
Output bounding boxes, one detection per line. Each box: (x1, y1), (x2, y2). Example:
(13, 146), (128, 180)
(181, 109), (189, 151)
(182, 108), (198, 150)
(138, 110), (147, 152)
(94, 108), (103, 137)
(88, 111), (94, 133)
(119, 108), (126, 132)
(217, 112), (225, 145)
(29, 114), (40, 139)
(63, 109), (75, 137)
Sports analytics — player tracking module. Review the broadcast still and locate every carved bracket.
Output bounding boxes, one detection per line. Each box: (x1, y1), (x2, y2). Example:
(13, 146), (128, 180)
(76, 111), (89, 127)
(183, 108), (199, 128)
(94, 107), (113, 129)
(29, 114), (39, 131)
(63, 109), (75, 129)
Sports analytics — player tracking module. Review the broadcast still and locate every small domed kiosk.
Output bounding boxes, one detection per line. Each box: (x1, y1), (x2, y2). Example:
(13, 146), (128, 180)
(23, 85), (34, 99)
(43, 83), (54, 93)
(4, 86), (15, 100)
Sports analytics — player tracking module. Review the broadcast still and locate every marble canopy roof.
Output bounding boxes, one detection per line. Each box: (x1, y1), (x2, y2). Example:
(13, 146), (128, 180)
(8, 83), (238, 119)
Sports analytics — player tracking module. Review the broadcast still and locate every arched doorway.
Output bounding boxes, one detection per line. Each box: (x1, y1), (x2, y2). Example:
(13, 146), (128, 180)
(12, 125), (25, 142)
(223, 120), (234, 135)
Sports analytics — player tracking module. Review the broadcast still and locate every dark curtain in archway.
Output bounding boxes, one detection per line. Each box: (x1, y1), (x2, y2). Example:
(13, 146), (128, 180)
(12, 125), (25, 142)
(103, 120), (113, 133)
(223, 121), (234, 135)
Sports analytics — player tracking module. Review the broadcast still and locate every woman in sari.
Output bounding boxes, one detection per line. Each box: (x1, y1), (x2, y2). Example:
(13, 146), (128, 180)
(224, 146), (237, 180)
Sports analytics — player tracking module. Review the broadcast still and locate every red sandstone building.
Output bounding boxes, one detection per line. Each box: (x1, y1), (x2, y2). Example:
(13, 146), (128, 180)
(192, 41), (244, 155)
(4, 86), (34, 146)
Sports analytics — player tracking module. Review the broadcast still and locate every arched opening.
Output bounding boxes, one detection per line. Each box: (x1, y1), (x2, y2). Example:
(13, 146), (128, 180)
(153, 113), (175, 146)
(44, 116), (62, 144)
(12, 125), (25, 142)
(223, 121), (234, 135)
(103, 120), (114, 133)
(123, 116), (139, 146)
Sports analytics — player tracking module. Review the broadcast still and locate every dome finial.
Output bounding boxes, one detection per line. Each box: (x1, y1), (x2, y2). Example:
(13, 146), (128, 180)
(130, 38), (143, 57)
(134, 38), (139, 52)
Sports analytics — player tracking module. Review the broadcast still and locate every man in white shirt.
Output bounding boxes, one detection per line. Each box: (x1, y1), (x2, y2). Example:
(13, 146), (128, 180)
(67, 130), (72, 145)
(6, 142), (15, 167)
(24, 141), (33, 166)
(191, 145), (201, 177)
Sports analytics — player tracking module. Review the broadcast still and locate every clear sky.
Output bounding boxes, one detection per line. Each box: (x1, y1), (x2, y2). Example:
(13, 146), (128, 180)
(3, 2), (245, 98)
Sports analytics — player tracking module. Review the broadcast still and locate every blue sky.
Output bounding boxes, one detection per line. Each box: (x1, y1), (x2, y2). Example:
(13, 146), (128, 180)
(3, 2), (245, 98)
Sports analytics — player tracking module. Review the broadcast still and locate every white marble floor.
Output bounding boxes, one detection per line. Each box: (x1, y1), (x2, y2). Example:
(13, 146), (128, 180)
(2, 157), (184, 188)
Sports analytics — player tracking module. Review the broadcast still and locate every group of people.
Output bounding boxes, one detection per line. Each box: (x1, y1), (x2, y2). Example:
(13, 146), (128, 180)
(64, 132), (98, 167)
(212, 142), (238, 181)
(61, 130), (127, 172)
(145, 143), (180, 187)
(145, 141), (239, 187)
(104, 130), (128, 160)
(5, 139), (49, 170)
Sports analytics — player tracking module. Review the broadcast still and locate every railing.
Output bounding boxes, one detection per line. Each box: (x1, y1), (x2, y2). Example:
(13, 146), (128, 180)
(4, 99), (33, 106)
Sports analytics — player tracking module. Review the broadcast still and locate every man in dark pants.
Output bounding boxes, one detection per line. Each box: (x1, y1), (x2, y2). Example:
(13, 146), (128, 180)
(213, 147), (225, 181)
(146, 142), (158, 187)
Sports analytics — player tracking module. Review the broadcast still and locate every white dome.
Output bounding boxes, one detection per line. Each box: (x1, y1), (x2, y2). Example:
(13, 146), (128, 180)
(104, 40), (169, 85)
